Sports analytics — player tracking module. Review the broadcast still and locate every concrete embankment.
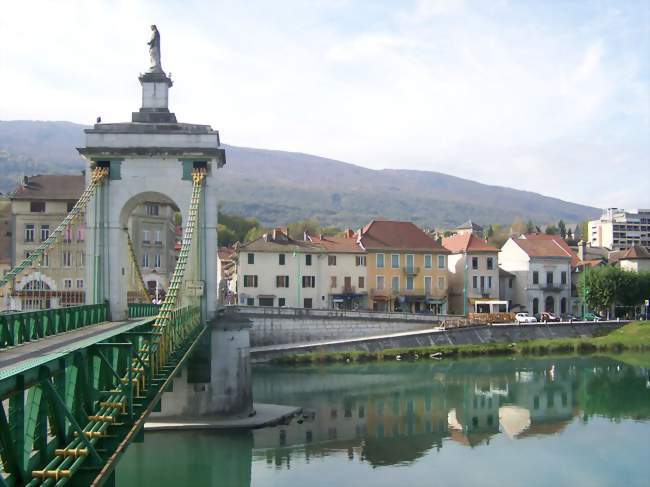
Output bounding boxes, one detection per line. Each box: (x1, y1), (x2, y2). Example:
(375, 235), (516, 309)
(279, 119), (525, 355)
(251, 321), (627, 362)
(232, 306), (466, 347)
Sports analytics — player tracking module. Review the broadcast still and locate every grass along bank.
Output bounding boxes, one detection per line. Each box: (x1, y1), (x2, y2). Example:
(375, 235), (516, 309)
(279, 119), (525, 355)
(272, 321), (650, 365)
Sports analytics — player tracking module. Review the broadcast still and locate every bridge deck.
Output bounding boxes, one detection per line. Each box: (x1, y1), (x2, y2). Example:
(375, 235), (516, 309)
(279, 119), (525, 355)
(0, 317), (153, 380)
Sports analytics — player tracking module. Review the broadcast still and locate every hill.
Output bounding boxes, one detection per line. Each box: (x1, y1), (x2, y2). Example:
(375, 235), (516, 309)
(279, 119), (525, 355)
(0, 120), (599, 228)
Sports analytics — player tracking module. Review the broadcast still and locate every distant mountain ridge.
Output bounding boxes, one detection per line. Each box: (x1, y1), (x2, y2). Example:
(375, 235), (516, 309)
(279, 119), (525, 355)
(0, 120), (599, 228)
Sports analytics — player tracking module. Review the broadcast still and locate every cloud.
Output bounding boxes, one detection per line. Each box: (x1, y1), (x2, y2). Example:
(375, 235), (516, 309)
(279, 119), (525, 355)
(0, 0), (647, 211)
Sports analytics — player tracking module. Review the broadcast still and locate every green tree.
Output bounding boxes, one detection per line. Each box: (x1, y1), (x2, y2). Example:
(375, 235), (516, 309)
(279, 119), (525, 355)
(545, 224), (558, 235)
(511, 217), (527, 235)
(579, 267), (650, 316)
(217, 224), (237, 247)
(566, 228), (574, 242)
(244, 226), (266, 242)
(320, 225), (342, 236)
(526, 219), (536, 234)
(558, 220), (566, 239)
(287, 218), (321, 238)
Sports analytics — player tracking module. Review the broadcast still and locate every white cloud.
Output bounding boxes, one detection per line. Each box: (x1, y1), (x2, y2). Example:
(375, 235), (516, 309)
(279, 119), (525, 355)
(0, 0), (647, 211)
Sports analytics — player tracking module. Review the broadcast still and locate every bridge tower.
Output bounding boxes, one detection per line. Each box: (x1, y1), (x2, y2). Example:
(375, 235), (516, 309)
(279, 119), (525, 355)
(79, 64), (225, 322)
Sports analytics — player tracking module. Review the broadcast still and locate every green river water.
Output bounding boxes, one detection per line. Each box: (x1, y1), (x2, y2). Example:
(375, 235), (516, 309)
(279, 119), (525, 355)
(117, 355), (650, 486)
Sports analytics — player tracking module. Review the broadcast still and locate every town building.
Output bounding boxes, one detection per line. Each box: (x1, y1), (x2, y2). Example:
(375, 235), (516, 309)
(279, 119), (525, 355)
(234, 228), (325, 308)
(442, 233), (499, 315)
(453, 220), (484, 238)
(307, 230), (368, 310)
(217, 246), (236, 304)
(8, 175), (87, 310)
(608, 246), (650, 273)
(499, 234), (577, 316)
(359, 220), (449, 313)
(0, 199), (12, 308)
(588, 208), (650, 250)
(128, 201), (178, 300)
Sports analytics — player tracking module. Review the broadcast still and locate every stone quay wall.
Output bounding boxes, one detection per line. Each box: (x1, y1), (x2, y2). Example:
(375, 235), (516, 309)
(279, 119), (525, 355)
(251, 321), (627, 362)
(230, 306), (465, 346)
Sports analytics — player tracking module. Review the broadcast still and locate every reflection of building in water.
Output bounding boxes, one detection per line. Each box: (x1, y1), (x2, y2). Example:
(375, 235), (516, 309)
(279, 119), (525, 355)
(252, 363), (582, 468)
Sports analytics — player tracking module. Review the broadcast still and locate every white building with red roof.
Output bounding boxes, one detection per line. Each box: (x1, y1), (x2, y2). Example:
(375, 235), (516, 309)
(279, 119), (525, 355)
(499, 234), (577, 317)
(442, 233), (499, 315)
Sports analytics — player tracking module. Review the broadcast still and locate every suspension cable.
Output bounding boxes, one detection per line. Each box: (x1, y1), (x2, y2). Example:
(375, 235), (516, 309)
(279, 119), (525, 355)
(0, 167), (109, 291)
(126, 231), (152, 302)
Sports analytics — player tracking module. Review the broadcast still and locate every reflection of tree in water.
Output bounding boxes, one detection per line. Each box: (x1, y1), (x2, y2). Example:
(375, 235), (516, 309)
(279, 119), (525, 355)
(361, 434), (443, 467)
(583, 367), (650, 420)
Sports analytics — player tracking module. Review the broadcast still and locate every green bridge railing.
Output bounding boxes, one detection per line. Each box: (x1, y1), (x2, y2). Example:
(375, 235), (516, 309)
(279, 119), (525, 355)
(127, 303), (161, 319)
(0, 303), (109, 350)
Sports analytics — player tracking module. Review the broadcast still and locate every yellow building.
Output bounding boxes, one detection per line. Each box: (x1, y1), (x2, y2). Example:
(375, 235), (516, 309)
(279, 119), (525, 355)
(359, 220), (449, 313)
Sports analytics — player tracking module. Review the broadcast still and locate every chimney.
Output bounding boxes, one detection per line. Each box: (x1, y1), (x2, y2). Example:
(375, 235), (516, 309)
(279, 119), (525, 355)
(344, 228), (354, 238)
(578, 240), (587, 261)
(22, 176), (28, 187)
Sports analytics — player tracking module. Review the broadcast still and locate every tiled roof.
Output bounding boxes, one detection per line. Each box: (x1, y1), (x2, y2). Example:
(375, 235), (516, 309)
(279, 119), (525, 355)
(455, 219), (483, 231)
(308, 235), (363, 253)
(10, 175), (85, 201)
(609, 246), (650, 263)
(442, 233), (498, 253)
(517, 234), (579, 266)
(359, 220), (448, 253)
(239, 233), (322, 253)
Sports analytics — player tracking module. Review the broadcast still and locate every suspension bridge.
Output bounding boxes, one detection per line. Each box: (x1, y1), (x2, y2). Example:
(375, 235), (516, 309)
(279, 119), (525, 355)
(0, 43), (226, 486)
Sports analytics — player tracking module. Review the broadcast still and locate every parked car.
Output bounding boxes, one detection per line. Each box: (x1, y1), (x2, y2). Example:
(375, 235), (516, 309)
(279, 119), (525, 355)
(582, 312), (603, 322)
(540, 312), (561, 322)
(515, 313), (537, 324)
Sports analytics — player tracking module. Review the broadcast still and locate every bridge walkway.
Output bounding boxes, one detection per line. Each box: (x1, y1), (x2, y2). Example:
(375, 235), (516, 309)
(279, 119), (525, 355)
(0, 318), (152, 380)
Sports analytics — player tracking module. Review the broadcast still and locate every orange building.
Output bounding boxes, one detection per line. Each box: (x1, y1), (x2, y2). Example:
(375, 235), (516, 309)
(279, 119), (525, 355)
(358, 220), (449, 313)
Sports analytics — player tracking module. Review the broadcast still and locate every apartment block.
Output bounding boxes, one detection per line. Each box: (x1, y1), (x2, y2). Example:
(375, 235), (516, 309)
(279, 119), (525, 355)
(588, 208), (650, 250)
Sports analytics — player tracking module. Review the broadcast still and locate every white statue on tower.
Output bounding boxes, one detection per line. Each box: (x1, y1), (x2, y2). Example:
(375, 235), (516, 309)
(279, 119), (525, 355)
(147, 25), (163, 73)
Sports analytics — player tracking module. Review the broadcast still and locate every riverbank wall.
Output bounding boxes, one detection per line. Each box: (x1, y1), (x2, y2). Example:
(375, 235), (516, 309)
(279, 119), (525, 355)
(251, 321), (627, 362)
(232, 306), (467, 347)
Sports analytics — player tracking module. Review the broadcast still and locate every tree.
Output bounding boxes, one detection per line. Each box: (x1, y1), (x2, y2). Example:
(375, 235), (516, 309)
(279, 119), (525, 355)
(558, 220), (566, 239)
(526, 219), (536, 234)
(485, 225), (494, 239)
(579, 266), (650, 316)
(511, 217), (527, 235)
(217, 224), (237, 247)
(321, 225), (342, 236)
(287, 218), (321, 238)
(244, 226), (266, 242)
(545, 224), (558, 235)
(566, 228), (574, 241)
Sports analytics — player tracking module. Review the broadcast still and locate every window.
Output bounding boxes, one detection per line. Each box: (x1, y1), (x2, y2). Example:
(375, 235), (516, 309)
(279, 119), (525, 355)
(42, 253), (49, 267)
(64, 227), (72, 243)
(330, 276), (337, 288)
(391, 276), (399, 291)
(424, 254), (432, 269)
(30, 201), (45, 213)
(532, 297), (539, 315)
(247, 253), (254, 264)
(243, 275), (258, 287)
(304, 298), (313, 309)
(279, 253), (285, 265)
(437, 276), (445, 289)
(533, 271), (539, 285)
(40, 225), (49, 242)
(406, 276), (414, 290)
(561, 271), (567, 285)
(358, 276), (365, 289)
(488, 276), (492, 289)
(76, 279), (84, 289)
(63, 251), (73, 267)
(278, 298), (286, 307)
(480, 276), (485, 289)
(259, 297), (274, 307)
(25, 224), (35, 242)
(508, 278), (513, 289)
(67, 201), (75, 212)
(487, 257), (494, 270)
(64, 279), (73, 289)
(142, 252), (149, 267)
(246, 297), (254, 306)
(376, 275), (385, 290)
(391, 254), (400, 269)
(546, 271), (553, 286)
(143, 229), (150, 243)
(154, 229), (161, 243)
(146, 204), (159, 216)
(328, 255), (337, 266)
(356, 255), (366, 266)
(472, 257), (478, 270)
(77, 251), (85, 267)
(425, 276), (432, 293)
(473, 276), (478, 289)
(376, 253), (385, 268)
(561, 297), (567, 314)
(438, 255), (446, 269)
(302, 275), (315, 288)
(77, 228), (85, 242)
(154, 253), (161, 267)
(305, 254), (312, 266)
(276, 275), (290, 288)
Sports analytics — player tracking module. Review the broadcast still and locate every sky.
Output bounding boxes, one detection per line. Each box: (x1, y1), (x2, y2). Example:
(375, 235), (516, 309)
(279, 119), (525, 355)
(0, 0), (648, 209)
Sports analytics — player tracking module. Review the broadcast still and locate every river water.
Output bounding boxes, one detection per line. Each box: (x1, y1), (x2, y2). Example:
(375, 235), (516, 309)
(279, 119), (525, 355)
(118, 356), (650, 486)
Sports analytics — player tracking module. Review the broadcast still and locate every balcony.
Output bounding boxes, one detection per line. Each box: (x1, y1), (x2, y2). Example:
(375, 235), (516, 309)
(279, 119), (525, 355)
(402, 266), (420, 276)
(539, 283), (566, 292)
